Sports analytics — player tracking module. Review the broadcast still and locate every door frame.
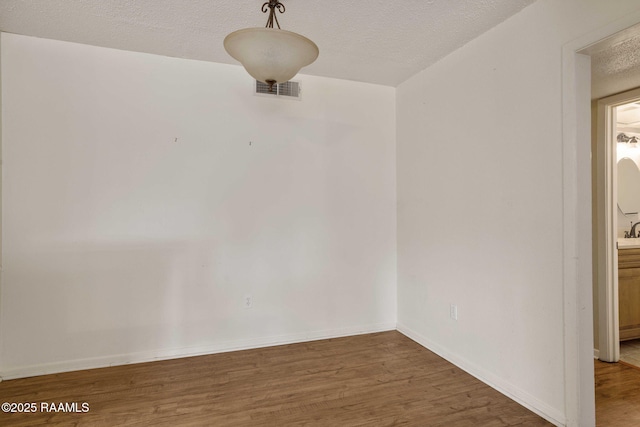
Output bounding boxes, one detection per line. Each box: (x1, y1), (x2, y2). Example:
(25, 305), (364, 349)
(562, 10), (640, 426)
(596, 87), (640, 362)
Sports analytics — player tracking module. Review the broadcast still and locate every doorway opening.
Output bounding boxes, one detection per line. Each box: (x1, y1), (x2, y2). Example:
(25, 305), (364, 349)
(563, 13), (640, 424)
(596, 89), (640, 364)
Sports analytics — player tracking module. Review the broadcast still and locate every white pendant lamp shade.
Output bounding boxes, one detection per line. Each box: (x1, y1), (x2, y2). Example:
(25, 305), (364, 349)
(223, 1), (319, 89)
(224, 28), (319, 85)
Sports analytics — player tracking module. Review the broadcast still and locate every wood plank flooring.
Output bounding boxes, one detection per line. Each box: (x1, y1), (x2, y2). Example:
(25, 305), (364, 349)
(595, 359), (640, 426)
(0, 331), (550, 426)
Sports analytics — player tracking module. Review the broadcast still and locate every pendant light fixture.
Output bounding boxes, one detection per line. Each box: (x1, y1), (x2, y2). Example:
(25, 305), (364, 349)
(223, 1), (319, 92)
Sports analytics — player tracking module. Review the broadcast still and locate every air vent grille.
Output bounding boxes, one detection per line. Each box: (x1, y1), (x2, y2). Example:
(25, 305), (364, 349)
(255, 80), (301, 98)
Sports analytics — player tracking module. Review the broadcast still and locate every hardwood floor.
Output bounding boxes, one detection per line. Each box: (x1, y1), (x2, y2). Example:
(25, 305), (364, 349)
(0, 331), (549, 426)
(595, 359), (640, 426)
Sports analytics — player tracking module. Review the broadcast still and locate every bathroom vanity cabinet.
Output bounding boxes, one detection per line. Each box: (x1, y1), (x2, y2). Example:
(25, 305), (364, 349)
(618, 248), (640, 340)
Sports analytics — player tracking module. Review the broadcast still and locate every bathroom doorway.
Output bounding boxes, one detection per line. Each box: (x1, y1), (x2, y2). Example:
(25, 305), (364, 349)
(566, 13), (640, 424)
(614, 98), (640, 367)
(596, 88), (640, 365)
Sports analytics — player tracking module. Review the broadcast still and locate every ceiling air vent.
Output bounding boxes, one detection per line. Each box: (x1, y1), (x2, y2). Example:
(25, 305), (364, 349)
(255, 80), (301, 99)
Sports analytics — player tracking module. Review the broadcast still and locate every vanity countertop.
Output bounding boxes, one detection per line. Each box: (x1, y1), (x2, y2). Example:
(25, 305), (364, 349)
(618, 238), (640, 249)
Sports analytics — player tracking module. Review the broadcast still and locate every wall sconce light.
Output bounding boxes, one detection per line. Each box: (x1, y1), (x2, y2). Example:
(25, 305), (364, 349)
(618, 133), (640, 144)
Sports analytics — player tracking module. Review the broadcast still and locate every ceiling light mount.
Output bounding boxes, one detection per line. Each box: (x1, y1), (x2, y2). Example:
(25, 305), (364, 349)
(263, 0), (285, 30)
(224, 1), (319, 92)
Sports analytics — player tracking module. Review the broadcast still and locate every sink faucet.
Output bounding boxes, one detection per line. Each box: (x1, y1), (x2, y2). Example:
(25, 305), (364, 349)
(626, 221), (640, 238)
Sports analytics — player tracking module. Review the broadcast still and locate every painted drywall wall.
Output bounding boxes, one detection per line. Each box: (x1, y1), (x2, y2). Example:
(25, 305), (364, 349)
(0, 33), (397, 378)
(396, 0), (640, 425)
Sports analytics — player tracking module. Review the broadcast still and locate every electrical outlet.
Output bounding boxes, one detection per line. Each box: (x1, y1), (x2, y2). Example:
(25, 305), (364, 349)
(244, 295), (252, 309)
(450, 304), (458, 321)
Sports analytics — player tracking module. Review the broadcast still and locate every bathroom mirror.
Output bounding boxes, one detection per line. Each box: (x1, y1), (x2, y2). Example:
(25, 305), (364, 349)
(618, 157), (640, 214)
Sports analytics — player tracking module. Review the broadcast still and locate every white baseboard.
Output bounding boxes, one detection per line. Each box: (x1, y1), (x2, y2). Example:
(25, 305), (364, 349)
(396, 322), (566, 427)
(593, 348), (600, 359)
(0, 322), (396, 380)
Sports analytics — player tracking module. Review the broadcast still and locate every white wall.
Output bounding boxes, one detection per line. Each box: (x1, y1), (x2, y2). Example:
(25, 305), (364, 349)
(0, 33), (397, 378)
(396, 0), (640, 426)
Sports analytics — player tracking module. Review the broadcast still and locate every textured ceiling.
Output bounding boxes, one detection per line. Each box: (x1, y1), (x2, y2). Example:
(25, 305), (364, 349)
(0, 0), (535, 87)
(585, 23), (640, 100)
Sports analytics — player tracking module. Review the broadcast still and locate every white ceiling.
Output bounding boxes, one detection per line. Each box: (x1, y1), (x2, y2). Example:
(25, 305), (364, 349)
(617, 102), (640, 134)
(585, 23), (640, 100)
(0, 0), (536, 87)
